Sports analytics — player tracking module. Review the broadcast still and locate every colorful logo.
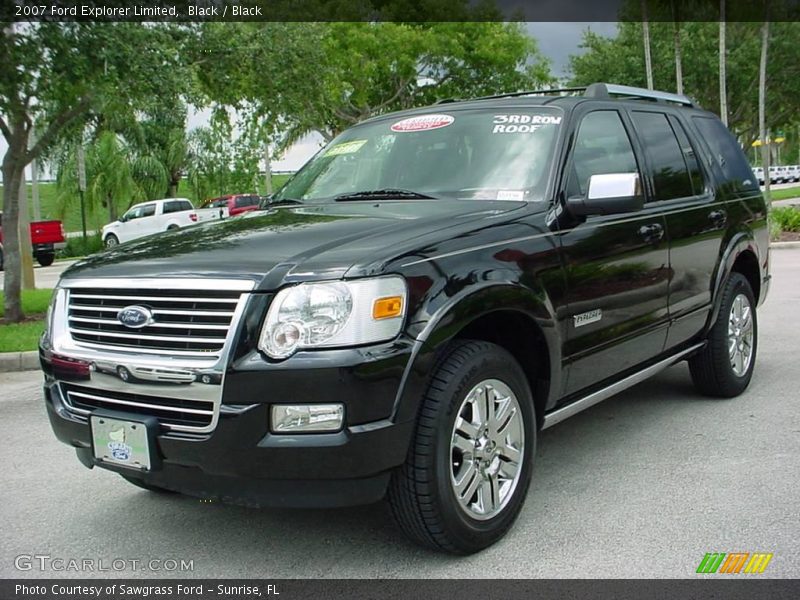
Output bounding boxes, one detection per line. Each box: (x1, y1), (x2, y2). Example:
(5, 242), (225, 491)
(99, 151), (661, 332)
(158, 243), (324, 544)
(696, 552), (773, 574)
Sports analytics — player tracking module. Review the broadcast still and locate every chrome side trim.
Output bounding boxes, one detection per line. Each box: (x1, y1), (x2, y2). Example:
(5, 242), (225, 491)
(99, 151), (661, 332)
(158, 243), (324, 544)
(542, 343), (704, 429)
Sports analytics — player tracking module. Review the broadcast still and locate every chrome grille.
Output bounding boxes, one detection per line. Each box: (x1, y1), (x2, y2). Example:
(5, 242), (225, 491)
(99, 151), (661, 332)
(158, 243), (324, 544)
(62, 383), (214, 429)
(67, 287), (242, 358)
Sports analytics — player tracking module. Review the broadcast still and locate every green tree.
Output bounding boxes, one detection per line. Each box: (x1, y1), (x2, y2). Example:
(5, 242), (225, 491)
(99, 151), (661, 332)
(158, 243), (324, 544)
(193, 20), (553, 181)
(0, 23), (187, 321)
(568, 20), (800, 146)
(289, 22), (554, 144)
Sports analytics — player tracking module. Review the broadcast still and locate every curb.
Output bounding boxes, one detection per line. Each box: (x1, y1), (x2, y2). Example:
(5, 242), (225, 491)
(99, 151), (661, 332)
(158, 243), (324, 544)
(771, 241), (800, 249)
(0, 351), (40, 373)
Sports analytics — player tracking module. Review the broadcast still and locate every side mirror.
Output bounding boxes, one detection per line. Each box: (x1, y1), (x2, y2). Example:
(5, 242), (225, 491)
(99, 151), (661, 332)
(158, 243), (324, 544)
(566, 172), (644, 217)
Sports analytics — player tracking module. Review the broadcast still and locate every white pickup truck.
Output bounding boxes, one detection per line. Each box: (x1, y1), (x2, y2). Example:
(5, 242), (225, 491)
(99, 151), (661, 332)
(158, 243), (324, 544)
(102, 198), (225, 248)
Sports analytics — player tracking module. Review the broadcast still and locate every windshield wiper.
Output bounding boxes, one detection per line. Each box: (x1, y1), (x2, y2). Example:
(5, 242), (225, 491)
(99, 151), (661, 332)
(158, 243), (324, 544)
(261, 198), (304, 209)
(334, 189), (436, 201)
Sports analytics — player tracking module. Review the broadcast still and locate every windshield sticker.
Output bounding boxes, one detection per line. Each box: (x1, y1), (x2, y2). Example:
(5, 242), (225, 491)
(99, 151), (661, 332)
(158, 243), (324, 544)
(497, 190), (525, 201)
(492, 114), (562, 134)
(391, 114), (454, 133)
(325, 139), (367, 156)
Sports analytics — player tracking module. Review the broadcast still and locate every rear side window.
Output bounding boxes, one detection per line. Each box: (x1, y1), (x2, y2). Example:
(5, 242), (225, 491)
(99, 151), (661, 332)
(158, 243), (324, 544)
(164, 200), (192, 213)
(668, 116), (705, 196)
(631, 111), (694, 201)
(234, 195), (259, 208)
(567, 110), (639, 197)
(692, 116), (757, 190)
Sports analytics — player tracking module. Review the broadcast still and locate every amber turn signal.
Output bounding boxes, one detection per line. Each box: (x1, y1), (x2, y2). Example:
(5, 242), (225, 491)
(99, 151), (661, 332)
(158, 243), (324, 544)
(373, 296), (404, 320)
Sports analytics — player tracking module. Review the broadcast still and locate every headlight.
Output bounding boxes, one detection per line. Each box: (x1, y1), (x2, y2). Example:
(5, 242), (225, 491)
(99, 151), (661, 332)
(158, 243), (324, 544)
(259, 276), (407, 359)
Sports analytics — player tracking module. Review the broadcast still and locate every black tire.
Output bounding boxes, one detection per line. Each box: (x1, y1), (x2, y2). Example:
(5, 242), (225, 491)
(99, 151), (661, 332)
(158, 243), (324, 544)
(117, 366), (132, 382)
(120, 474), (176, 494)
(388, 340), (536, 554)
(689, 272), (758, 397)
(0, 247), (4, 271)
(105, 234), (119, 249)
(36, 253), (55, 267)
(166, 224), (179, 231)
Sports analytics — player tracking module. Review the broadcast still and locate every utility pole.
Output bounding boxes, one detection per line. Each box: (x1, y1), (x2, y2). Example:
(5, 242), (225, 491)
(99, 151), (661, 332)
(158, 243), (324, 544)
(77, 143), (88, 241)
(264, 142), (273, 196)
(719, 0), (728, 125)
(641, 0), (654, 90)
(759, 19), (770, 199)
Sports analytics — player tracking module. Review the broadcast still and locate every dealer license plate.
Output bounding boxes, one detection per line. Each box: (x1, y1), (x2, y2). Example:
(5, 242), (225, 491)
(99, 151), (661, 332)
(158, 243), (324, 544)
(90, 415), (151, 471)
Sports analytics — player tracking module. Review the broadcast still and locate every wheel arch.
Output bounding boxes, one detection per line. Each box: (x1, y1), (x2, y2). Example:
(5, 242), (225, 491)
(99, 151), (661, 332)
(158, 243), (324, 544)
(705, 232), (762, 334)
(393, 283), (562, 430)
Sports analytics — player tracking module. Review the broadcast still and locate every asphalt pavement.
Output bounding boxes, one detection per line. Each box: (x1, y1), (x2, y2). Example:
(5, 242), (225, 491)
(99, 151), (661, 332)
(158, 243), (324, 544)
(0, 251), (798, 579)
(0, 260), (76, 290)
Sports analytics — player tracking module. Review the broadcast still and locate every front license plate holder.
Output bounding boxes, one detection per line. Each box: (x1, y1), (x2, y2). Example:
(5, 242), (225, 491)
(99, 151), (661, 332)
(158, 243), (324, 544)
(90, 411), (159, 471)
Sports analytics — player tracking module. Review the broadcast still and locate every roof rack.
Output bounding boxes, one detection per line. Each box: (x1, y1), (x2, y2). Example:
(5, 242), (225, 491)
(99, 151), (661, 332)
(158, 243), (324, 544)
(585, 83), (694, 106)
(469, 87), (589, 102)
(461, 83), (695, 107)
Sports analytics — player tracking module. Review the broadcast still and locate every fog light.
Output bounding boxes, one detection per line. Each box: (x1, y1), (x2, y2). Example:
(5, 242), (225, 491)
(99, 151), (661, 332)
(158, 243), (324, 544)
(271, 404), (344, 433)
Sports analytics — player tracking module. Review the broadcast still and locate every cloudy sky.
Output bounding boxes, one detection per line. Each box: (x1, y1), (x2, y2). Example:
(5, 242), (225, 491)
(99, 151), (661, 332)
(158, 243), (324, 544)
(5, 22), (619, 179)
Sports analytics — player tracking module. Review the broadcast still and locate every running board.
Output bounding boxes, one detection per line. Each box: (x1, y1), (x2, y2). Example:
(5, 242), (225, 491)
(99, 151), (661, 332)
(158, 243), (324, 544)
(542, 343), (704, 430)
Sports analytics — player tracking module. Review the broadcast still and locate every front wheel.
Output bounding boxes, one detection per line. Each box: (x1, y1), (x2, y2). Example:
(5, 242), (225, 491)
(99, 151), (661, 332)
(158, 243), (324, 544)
(388, 340), (535, 554)
(689, 272), (758, 397)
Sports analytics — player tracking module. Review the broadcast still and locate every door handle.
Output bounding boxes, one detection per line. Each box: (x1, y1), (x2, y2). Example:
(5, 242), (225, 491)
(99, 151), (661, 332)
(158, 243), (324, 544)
(638, 223), (664, 244)
(709, 210), (727, 228)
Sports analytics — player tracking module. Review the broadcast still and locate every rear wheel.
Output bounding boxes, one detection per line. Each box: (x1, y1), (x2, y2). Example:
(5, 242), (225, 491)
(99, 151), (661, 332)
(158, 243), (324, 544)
(388, 340), (535, 554)
(104, 234), (119, 249)
(689, 272), (758, 397)
(36, 253), (55, 267)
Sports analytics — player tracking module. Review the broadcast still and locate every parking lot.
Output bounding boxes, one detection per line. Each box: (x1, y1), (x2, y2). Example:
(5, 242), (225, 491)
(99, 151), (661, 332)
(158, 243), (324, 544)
(0, 249), (798, 579)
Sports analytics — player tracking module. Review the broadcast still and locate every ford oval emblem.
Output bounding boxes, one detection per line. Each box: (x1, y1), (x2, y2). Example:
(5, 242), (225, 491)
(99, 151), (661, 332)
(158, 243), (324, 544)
(116, 305), (153, 329)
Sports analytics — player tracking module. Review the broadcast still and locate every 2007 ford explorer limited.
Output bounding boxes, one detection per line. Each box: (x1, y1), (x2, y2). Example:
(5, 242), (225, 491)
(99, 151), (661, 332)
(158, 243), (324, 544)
(40, 83), (769, 554)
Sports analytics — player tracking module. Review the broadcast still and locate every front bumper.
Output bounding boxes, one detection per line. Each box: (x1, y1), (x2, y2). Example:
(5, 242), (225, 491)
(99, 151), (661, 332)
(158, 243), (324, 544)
(42, 343), (417, 507)
(40, 279), (426, 507)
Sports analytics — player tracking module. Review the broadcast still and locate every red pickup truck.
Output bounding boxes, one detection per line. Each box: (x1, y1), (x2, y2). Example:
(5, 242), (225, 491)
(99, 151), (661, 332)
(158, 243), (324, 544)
(0, 212), (66, 270)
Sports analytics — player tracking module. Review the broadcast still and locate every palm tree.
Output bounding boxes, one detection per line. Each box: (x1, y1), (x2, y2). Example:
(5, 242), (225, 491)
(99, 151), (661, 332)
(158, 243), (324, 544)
(55, 130), (168, 226)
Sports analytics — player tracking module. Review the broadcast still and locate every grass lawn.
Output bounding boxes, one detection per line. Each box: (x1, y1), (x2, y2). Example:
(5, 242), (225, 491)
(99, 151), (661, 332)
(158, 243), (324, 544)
(0, 288), (54, 353)
(0, 321), (46, 352)
(2, 173), (294, 233)
(768, 185), (800, 202)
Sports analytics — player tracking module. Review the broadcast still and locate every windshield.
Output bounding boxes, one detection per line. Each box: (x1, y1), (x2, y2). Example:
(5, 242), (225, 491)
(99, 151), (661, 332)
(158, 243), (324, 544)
(274, 107), (563, 203)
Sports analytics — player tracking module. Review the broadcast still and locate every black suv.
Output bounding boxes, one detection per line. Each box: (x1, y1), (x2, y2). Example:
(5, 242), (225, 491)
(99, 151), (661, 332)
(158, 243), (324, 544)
(40, 83), (770, 554)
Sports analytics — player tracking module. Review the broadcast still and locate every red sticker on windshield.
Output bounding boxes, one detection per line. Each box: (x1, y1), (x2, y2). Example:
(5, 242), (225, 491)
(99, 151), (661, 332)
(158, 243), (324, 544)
(391, 114), (454, 132)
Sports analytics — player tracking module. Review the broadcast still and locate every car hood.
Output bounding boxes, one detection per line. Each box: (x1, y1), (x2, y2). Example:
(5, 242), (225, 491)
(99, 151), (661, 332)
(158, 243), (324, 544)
(61, 200), (527, 289)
